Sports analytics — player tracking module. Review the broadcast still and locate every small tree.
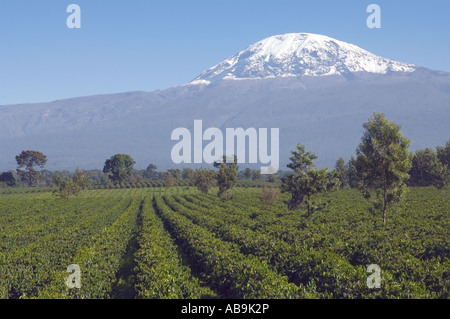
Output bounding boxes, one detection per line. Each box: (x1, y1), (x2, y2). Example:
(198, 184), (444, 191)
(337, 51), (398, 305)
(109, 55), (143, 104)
(103, 154), (135, 186)
(355, 112), (412, 225)
(347, 156), (360, 188)
(58, 179), (80, 200)
(16, 150), (47, 186)
(0, 171), (18, 187)
(145, 164), (158, 180)
(436, 140), (450, 167)
(57, 169), (91, 199)
(243, 168), (253, 180)
(281, 144), (340, 215)
(252, 169), (262, 182)
(164, 172), (177, 188)
(182, 168), (194, 182)
(168, 169), (182, 181)
(194, 168), (217, 194)
(335, 157), (347, 188)
(73, 169), (91, 190)
(267, 174), (277, 183)
(432, 162), (449, 200)
(260, 185), (281, 206)
(409, 148), (440, 186)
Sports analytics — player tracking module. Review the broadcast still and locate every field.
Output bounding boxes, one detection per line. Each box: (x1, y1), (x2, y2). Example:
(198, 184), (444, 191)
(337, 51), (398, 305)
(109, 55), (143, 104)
(0, 187), (448, 299)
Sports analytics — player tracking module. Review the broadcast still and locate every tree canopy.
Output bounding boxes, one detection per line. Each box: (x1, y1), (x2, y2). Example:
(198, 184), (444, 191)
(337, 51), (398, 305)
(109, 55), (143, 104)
(281, 144), (339, 215)
(16, 150), (47, 186)
(355, 112), (412, 225)
(103, 154), (135, 185)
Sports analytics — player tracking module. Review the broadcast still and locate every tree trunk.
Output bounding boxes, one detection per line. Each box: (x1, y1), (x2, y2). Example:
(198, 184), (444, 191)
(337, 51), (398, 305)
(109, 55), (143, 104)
(306, 195), (311, 217)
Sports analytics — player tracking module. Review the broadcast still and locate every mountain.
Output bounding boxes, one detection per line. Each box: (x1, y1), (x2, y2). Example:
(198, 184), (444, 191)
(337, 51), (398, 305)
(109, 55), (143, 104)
(190, 33), (417, 84)
(1, 33), (449, 172)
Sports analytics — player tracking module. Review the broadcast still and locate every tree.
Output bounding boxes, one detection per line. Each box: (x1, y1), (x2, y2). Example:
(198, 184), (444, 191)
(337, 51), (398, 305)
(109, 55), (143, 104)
(103, 154), (135, 185)
(335, 157), (347, 188)
(145, 164), (158, 180)
(432, 162), (450, 200)
(260, 185), (281, 206)
(73, 169), (91, 190)
(168, 169), (182, 181)
(281, 144), (340, 215)
(214, 156), (238, 200)
(217, 163), (238, 200)
(436, 140), (450, 167)
(194, 169), (217, 194)
(58, 179), (80, 200)
(267, 174), (277, 183)
(182, 168), (194, 181)
(347, 156), (360, 188)
(57, 169), (91, 199)
(243, 168), (253, 180)
(355, 112), (412, 225)
(252, 169), (262, 182)
(408, 148), (440, 186)
(164, 172), (177, 188)
(0, 171), (18, 187)
(16, 150), (47, 186)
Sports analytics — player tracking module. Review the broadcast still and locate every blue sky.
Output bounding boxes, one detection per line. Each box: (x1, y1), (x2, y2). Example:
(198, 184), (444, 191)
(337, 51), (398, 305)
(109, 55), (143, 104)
(1, 0), (449, 105)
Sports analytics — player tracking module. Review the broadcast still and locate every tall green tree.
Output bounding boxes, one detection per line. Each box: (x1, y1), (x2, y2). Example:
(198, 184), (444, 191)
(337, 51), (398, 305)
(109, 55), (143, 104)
(215, 155), (238, 200)
(436, 140), (450, 167)
(355, 112), (412, 225)
(16, 150), (47, 186)
(194, 168), (217, 194)
(73, 169), (91, 190)
(347, 156), (360, 188)
(103, 154), (135, 185)
(335, 157), (347, 188)
(145, 164), (158, 180)
(409, 148), (440, 186)
(281, 144), (340, 215)
(432, 161), (449, 200)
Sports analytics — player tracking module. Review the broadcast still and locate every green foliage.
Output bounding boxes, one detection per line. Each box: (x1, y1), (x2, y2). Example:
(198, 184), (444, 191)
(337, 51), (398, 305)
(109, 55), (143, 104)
(216, 159), (238, 200)
(409, 148), (440, 186)
(436, 140), (450, 167)
(57, 169), (91, 200)
(154, 196), (302, 298)
(103, 154), (135, 185)
(0, 187), (448, 299)
(0, 171), (18, 187)
(15, 150), (47, 186)
(281, 144), (340, 214)
(335, 157), (347, 188)
(355, 112), (412, 225)
(193, 168), (217, 194)
(164, 172), (177, 188)
(347, 156), (360, 188)
(432, 162), (450, 200)
(58, 179), (80, 200)
(134, 197), (214, 299)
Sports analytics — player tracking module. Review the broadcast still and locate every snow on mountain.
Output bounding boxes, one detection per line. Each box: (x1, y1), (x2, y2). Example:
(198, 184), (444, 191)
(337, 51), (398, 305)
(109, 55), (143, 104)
(189, 33), (417, 85)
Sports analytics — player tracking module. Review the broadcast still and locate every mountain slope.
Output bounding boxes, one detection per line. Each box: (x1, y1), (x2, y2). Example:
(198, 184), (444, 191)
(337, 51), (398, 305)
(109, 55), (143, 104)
(0, 33), (449, 171)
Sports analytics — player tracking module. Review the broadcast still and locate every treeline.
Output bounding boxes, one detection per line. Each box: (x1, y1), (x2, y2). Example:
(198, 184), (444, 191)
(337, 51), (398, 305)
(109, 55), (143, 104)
(339, 140), (450, 189)
(0, 160), (280, 189)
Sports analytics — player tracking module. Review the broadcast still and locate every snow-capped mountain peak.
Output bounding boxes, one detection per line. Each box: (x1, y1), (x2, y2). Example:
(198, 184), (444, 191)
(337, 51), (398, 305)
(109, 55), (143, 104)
(189, 33), (417, 85)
